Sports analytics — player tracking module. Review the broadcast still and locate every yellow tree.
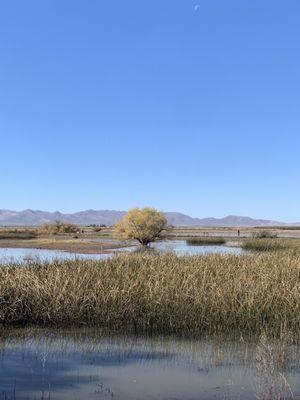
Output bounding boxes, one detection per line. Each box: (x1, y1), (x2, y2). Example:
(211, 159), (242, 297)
(114, 207), (168, 247)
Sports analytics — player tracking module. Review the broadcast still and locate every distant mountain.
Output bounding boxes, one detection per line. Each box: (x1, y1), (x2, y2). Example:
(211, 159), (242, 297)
(165, 213), (288, 227)
(188, 215), (284, 227)
(0, 209), (126, 227)
(0, 209), (297, 227)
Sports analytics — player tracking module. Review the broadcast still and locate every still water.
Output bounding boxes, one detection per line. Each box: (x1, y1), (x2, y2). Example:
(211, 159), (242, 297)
(0, 328), (300, 400)
(0, 241), (242, 264)
(0, 247), (111, 264)
(151, 240), (243, 255)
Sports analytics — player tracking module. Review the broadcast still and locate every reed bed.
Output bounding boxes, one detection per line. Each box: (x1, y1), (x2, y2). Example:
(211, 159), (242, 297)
(186, 237), (226, 245)
(1, 251), (300, 335)
(242, 238), (292, 252)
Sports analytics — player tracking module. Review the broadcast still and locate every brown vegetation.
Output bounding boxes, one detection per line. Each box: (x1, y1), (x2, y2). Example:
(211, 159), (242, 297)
(39, 221), (78, 235)
(1, 250), (300, 336)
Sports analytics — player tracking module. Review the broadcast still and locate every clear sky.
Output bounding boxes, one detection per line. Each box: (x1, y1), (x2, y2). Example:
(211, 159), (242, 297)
(0, 0), (299, 221)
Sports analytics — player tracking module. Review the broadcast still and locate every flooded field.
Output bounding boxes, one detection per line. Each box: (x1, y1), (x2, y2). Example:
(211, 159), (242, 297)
(0, 328), (299, 400)
(0, 240), (242, 264)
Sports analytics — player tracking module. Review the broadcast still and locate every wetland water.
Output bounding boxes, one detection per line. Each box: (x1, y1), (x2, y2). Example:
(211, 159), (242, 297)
(0, 247), (111, 264)
(0, 241), (251, 400)
(0, 240), (243, 264)
(151, 240), (243, 255)
(1, 328), (300, 400)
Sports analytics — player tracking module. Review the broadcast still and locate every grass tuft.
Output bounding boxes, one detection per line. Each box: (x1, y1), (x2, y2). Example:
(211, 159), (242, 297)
(186, 237), (226, 246)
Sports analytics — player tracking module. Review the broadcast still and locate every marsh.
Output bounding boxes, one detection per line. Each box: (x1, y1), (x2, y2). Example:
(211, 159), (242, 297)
(1, 328), (299, 400)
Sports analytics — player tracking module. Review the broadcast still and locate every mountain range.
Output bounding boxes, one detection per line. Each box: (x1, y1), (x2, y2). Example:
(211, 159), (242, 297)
(0, 209), (298, 227)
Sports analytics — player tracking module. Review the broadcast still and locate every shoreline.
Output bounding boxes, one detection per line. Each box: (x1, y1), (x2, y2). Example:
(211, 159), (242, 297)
(0, 238), (134, 254)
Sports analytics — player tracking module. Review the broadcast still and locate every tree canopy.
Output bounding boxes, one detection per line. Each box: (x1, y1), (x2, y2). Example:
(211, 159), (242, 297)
(114, 207), (167, 246)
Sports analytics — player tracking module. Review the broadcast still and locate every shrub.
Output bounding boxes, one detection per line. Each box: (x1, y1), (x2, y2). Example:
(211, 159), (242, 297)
(39, 221), (78, 235)
(253, 231), (278, 239)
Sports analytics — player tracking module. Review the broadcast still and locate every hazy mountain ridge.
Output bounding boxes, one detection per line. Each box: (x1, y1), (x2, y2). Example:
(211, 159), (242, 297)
(0, 209), (298, 227)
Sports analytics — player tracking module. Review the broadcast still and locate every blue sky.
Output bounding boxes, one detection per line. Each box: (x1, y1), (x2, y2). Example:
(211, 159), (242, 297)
(0, 0), (299, 221)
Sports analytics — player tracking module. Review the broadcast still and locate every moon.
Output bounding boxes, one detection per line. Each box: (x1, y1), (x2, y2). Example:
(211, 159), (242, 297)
(194, 4), (200, 11)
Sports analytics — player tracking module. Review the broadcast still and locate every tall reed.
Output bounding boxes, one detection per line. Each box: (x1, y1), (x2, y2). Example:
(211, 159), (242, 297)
(242, 239), (291, 252)
(1, 251), (300, 335)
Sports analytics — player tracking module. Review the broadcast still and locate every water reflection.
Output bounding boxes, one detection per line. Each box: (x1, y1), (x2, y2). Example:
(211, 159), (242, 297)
(0, 248), (111, 264)
(151, 240), (243, 255)
(1, 328), (300, 399)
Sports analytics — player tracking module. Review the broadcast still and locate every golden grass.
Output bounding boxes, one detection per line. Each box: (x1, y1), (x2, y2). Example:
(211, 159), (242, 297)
(1, 251), (300, 335)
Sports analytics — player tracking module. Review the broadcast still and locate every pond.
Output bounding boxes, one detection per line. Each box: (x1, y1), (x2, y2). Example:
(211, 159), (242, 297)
(0, 247), (111, 264)
(0, 328), (299, 400)
(151, 240), (243, 256)
(0, 241), (243, 264)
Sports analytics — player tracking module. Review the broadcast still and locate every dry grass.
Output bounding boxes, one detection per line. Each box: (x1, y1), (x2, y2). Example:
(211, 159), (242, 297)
(0, 229), (38, 240)
(1, 251), (300, 335)
(255, 332), (295, 399)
